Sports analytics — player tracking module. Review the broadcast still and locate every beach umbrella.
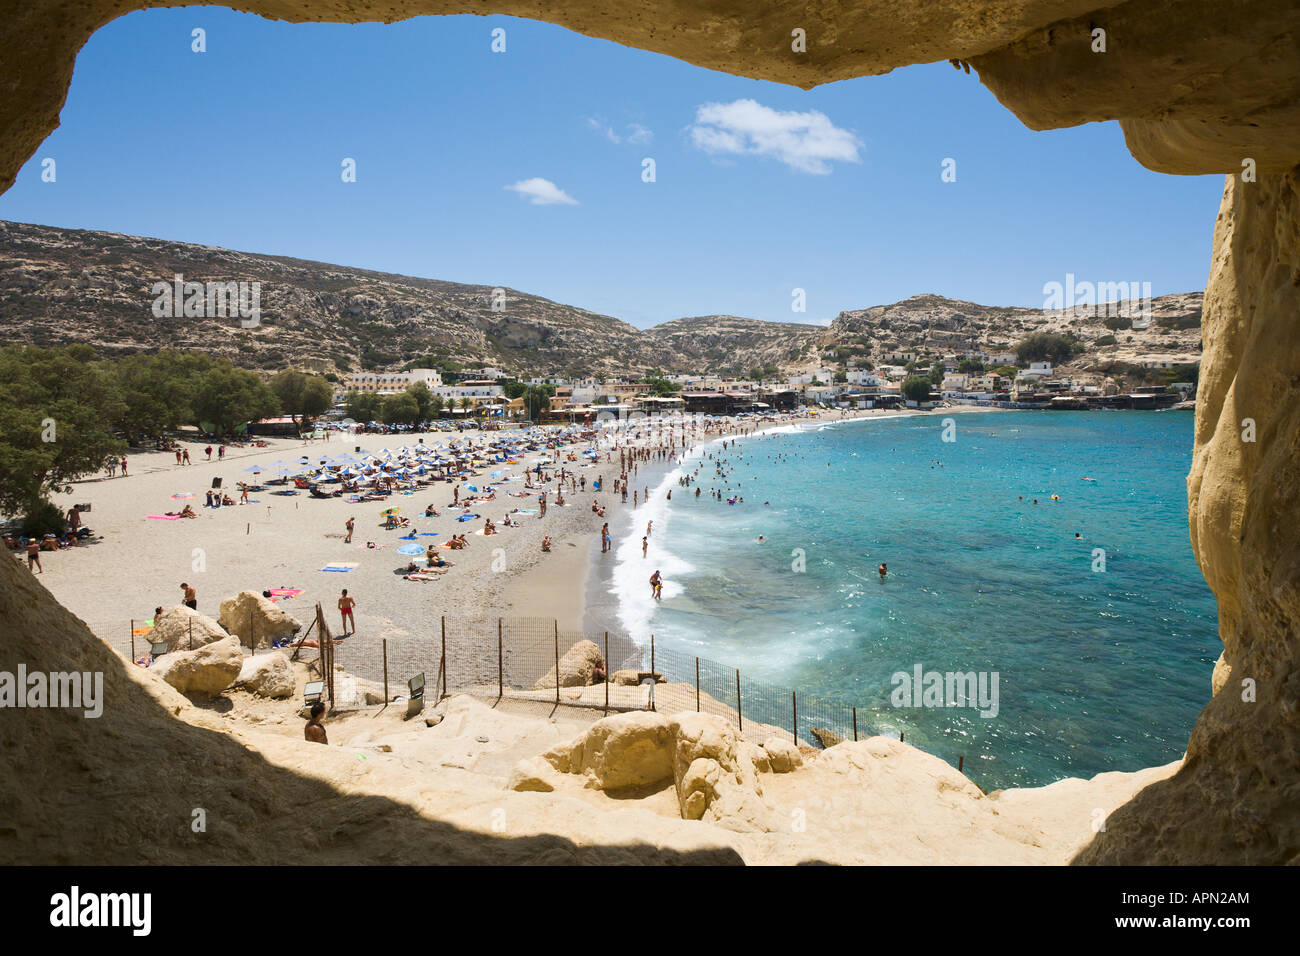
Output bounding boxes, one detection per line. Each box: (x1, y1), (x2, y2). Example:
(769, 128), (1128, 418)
(380, 507), (401, 515)
(465, 485), (478, 493)
(243, 465), (265, 473)
(396, 543), (426, 556)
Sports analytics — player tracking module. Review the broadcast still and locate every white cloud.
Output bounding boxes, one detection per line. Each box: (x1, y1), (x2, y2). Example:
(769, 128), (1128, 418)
(687, 99), (862, 174)
(505, 177), (579, 205)
(625, 123), (654, 145)
(585, 117), (654, 146)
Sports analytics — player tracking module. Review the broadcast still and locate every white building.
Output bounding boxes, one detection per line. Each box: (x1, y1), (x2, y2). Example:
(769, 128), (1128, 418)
(846, 368), (881, 387)
(341, 368), (442, 395)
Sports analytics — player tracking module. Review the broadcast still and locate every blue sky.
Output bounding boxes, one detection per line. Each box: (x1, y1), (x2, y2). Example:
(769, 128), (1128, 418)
(0, 9), (1223, 328)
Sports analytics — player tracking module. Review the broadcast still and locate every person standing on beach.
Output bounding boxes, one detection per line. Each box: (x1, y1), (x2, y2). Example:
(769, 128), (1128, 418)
(205, 445), (213, 460)
(649, 570), (662, 600)
(540, 493), (547, 517)
(645, 520), (652, 537)
(181, 582), (197, 609)
(183, 448), (191, 465)
(642, 536), (648, 558)
(304, 702), (328, 744)
(175, 449), (183, 465)
(601, 522), (610, 553)
(344, 516), (355, 544)
(26, 538), (42, 573)
(120, 457), (128, 476)
(218, 445), (225, 460)
(338, 589), (356, 636)
(67, 505), (81, 532)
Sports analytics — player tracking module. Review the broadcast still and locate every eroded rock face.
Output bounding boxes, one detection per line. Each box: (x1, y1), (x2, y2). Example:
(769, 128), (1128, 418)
(1075, 168), (1300, 865)
(1, 0), (1298, 194)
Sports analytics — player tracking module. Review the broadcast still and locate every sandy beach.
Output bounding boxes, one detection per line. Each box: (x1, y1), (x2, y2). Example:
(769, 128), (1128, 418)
(28, 404), (993, 689)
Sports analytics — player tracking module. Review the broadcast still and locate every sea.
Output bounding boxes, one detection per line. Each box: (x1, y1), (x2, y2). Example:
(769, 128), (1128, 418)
(608, 410), (1220, 791)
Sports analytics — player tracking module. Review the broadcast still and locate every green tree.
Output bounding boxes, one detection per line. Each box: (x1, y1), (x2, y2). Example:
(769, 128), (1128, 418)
(928, 361), (947, 386)
(382, 392), (420, 425)
(344, 390), (383, 422)
(428, 393), (446, 418)
(957, 358), (985, 373)
(271, 369), (333, 432)
(406, 381), (434, 421)
(0, 345), (127, 522)
(1016, 332), (1080, 365)
(901, 376), (932, 402)
(522, 384), (555, 420)
(639, 377), (681, 397)
(192, 363), (278, 436)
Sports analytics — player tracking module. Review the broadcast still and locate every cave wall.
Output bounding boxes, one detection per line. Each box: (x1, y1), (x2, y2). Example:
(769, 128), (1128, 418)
(0, 0), (1297, 864)
(1076, 167), (1300, 864)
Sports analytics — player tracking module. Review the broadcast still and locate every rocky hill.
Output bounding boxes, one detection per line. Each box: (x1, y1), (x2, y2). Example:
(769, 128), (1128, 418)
(0, 220), (1201, 378)
(824, 291), (1203, 374)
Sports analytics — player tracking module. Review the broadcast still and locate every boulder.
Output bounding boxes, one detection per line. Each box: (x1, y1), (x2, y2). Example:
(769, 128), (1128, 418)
(234, 651), (294, 699)
(508, 759), (560, 793)
(217, 590), (303, 649)
(742, 741), (771, 774)
(811, 726), (844, 749)
(532, 639), (605, 689)
(669, 713), (770, 831)
(610, 669), (665, 686)
(151, 635), (243, 697)
(763, 737), (803, 773)
(542, 711), (674, 789)
(149, 605), (230, 652)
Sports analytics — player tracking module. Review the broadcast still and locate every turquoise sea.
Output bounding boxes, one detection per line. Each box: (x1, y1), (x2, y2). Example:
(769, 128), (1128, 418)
(616, 410), (1220, 790)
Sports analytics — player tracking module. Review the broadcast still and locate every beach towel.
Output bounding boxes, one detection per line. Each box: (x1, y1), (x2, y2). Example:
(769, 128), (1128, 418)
(320, 563), (358, 572)
(171, 493), (195, 499)
(518, 509), (539, 514)
(455, 513), (480, 522)
(267, 588), (302, 598)
(147, 514), (181, 520)
(418, 532), (439, 536)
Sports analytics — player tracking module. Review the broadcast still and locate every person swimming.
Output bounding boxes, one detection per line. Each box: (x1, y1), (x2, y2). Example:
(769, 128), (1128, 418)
(878, 562), (887, 579)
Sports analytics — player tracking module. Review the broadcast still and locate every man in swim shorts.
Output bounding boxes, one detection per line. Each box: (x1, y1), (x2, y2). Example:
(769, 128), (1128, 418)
(338, 588), (356, 635)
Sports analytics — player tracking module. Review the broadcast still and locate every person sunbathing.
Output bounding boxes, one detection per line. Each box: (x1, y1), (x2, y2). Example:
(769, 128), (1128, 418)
(424, 504), (440, 517)
(483, 519), (497, 535)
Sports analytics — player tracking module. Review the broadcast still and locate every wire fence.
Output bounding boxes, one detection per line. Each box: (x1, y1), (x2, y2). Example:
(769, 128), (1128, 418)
(110, 612), (981, 783)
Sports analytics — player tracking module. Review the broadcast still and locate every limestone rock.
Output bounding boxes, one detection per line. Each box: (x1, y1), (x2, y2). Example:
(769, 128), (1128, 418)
(742, 741), (771, 774)
(1211, 651), (1232, 697)
(533, 639), (605, 689)
(217, 590), (303, 649)
(669, 713), (770, 831)
(811, 727), (843, 749)
(609, 668), (664, 686)
(508, 758), (559, 793)
(542, 711), (673, 789)
(235, 651), (294, 699)
(149, 605), (230, 652)
(763, 737), (803, 773)
(151, 636), (243, 697)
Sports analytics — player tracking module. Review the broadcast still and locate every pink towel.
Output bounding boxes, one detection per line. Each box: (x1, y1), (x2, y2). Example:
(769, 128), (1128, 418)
(147, 514), (181, 520)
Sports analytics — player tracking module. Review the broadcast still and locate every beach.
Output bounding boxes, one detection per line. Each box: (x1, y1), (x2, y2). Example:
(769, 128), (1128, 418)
(30, 405), (988, 690)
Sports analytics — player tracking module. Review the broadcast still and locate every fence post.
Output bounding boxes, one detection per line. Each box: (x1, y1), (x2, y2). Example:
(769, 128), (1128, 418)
(792, 691), (797, 744)
(440, 616), (447, 699)
(130, 620), (135, 664)
(900, 731), (905, 742)
(736, 669), (742, 732)
(852, 706), (858, 742)
(497, 618), (503, 700)
(382, 638), (388, 704)
(604, 631), (609, 713)
(958, 755), (964, 774)
(650, 635), (656, 712)
(554, 620), (560, 705)
(695, 657), (700, 712)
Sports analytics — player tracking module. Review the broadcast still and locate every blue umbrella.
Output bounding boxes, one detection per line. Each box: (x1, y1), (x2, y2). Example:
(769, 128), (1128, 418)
(396, 543), (426, 555)
(242, 465), (265, 473)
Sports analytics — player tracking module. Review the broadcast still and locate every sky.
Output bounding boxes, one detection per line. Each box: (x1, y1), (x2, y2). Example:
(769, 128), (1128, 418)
(0, 9), (1225, 328)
